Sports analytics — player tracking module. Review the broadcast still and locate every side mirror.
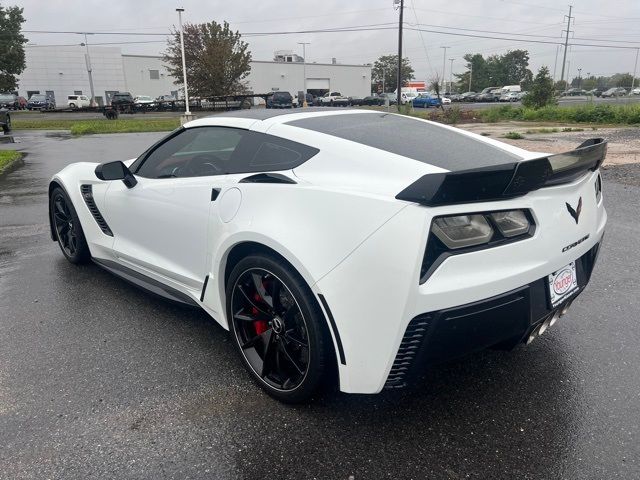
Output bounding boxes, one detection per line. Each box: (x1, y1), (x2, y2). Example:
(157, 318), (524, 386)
(95, 161), (137, 188)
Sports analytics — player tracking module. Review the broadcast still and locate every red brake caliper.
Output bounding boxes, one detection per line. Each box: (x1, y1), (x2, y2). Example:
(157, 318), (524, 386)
(253, 292), (268, 335)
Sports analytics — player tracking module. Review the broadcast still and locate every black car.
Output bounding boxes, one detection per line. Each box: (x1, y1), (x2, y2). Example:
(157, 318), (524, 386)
(0, 108), (10, 134)
(0, 93), (19, 110)
(266, 91), (293, 109)
(348, 96), (364, 106)
(110, 92), (134, 106)
(27, 94), (56, 110)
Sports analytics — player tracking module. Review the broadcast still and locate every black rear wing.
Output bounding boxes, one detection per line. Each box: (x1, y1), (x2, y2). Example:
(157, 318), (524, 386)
(396, 138), (607, 207)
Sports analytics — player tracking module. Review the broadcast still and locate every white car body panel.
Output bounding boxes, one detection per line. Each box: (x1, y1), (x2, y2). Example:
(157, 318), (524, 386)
(50, 109), (607, 394)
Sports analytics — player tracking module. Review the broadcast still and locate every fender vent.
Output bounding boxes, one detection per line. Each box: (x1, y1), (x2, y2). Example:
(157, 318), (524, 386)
(80, 184), (113, 236)
(384, 316), (431, 389)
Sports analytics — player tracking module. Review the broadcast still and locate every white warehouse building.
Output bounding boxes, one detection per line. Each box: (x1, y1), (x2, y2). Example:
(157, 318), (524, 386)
(17, 46), (372, 106)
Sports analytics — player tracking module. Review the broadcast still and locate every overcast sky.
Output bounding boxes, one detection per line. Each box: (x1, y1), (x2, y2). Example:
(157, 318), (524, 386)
(16, 0), (640, 82)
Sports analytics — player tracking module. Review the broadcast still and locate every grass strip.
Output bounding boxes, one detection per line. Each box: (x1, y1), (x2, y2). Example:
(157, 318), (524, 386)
(0, 150), (23, 176)
(12, 118), (180, 134)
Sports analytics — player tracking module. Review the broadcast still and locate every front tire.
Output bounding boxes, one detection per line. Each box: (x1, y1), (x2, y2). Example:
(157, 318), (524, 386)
(226, 254), (332, 403)
(49, 187), (90, 264)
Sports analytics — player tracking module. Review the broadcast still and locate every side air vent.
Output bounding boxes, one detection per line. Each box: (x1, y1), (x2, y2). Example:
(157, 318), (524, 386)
(80, 184), (113, 236)
(384, 316), (431, 389)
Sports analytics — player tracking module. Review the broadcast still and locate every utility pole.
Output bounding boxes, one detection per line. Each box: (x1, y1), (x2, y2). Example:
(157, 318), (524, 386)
(468, 62), (472, 92)
(552, 44), (560, 82)
(382, 66), (386, 93)
(632, 48), (639, 91)
(396, 0), (404, 103)
(176, 8), (192, 121)
(449, 58), (454, 94)
(298, 42), (310, 106)
(560, 5), (573, 88)
(566, 59), (571, 91)
(81, 33), (96, 107)
(440, 46), (449, 93)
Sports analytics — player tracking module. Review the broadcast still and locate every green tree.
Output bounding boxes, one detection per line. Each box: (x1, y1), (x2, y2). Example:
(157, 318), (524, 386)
(163, 21), (251, 97)
(0, 3), (27, 92)
(522, 66), (555, 109)
(455, 50), (531, 92)
(371, 55), (414, 93)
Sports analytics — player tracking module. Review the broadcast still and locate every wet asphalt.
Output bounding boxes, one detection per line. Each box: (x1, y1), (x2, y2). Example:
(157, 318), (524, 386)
(0, 130), (639, 480)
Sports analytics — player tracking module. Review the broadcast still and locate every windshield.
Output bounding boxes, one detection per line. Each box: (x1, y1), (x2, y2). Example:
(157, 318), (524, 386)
(0, 94), (15, 101)
(30, 95), (46, 100)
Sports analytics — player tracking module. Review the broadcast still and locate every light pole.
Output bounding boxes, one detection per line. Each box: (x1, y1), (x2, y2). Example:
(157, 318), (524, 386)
(468, 62), (472, 93)
(382, 66), (386, 93)
(577, 68), (582, 89)
(80, 33), (96, 107)
(440, 46), (449, 93)
(176, 8), (192, 120)
(632, 48), (639, 92)
(298, 42), (310, 106)
(449, 58), (454, 94)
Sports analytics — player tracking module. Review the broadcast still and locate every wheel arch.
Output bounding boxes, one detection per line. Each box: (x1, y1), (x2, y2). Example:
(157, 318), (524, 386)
(219, 239), (342, 376)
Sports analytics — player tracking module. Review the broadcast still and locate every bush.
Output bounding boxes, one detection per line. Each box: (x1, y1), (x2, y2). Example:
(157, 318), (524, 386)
(479, 103), (640, 125)
(504, 131), (524, 139)
(522, 66), (555, 109)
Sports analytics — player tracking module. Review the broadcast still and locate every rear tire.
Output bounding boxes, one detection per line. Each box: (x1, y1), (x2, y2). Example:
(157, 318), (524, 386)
(2, 115), (10, 134)
(226, 254), (333, 403)
(49, 187), (91, 264)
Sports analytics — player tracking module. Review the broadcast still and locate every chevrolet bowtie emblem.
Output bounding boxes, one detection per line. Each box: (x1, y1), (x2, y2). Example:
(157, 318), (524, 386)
(566, 197), (583, 224)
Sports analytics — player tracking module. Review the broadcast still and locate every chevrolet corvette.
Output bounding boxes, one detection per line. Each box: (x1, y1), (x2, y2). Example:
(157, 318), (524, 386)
(49, 108), (607, 402)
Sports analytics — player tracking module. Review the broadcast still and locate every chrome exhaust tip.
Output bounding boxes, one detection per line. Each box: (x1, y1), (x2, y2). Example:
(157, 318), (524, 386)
(559, 300), (573, 317)
(526, 324), (542, 345)
(538, 316), (552, 336)
(549, 310), (561, 328)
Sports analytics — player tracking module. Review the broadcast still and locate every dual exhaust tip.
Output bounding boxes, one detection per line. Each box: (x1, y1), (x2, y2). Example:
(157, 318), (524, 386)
(526, 301), (572, 345)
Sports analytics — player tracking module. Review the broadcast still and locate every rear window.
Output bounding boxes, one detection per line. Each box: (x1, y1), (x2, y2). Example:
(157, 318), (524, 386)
(287, 113), (519, 171)
(30, 95), (45, 100)
(273, 92), (291, 99)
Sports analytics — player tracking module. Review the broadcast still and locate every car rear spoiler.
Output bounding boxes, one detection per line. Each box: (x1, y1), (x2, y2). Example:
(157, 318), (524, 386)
(396, 138), (607, 207)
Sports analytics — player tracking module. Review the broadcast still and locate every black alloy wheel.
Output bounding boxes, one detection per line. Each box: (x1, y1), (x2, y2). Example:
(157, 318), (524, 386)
(227, 255), (332, 402)
(50, 187), (90, 264)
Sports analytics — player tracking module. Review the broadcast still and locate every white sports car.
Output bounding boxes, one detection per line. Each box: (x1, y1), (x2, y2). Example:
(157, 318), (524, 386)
(49, 108), (607, 402)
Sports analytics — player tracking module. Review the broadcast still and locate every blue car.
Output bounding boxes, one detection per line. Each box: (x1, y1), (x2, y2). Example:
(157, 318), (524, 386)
(411, 94), (441, 108)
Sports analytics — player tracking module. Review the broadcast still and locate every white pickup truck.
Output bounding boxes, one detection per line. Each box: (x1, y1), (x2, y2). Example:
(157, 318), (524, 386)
(318, 91), (350, 106)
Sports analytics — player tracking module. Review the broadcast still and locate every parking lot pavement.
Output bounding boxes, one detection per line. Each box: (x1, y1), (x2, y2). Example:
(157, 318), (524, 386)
(1, 131), (639, 479)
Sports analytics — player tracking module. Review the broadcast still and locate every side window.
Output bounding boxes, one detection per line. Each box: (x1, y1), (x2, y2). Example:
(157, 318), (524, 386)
(135, 127), (244, 179)
(229, 131), (319, 174)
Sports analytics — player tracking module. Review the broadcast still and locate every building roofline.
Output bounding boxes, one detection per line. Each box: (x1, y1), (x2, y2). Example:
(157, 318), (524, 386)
(120, 53), (370, 68)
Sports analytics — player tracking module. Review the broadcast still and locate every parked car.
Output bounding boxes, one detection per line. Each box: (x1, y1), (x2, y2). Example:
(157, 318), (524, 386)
(0, 93), (19, 110)
(110, 92), (134, 106)
(500, 92), (520, 102)
(400, 91), (420, 104)
(134, 95), (155, 106)
(361, 94), (383, 106)
(476, 87), (500, 102)
(459, 91), (476, 102)
(27, 94), (55, 110)
(442, 97), (452, 105)
(266, 91), (293, 109)
(67, 94), (91, 109)
(631, 87), (640, 95)
(48, 108), (608, 402)
(318, 91), (349, 106)
(601, 87), (627, 98)
(380, 92), (397, 105)
(448, 93), (462, 102)
(348, 96), (364, 106)
(0, 108), (10, 134)
(561, 88), (587, 97)
(411, 93), (441, 108)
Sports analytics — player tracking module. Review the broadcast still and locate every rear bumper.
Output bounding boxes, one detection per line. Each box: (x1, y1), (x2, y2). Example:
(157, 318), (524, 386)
(385, 240), (602, 388)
